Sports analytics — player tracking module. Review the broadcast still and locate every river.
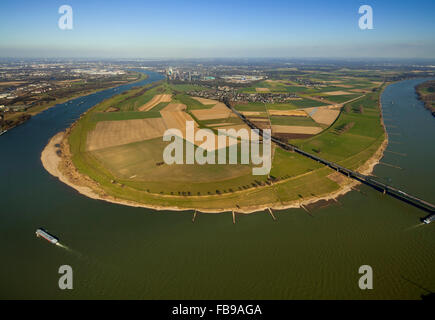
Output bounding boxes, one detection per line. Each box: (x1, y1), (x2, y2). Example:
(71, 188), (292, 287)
(0, 72), (434, 299)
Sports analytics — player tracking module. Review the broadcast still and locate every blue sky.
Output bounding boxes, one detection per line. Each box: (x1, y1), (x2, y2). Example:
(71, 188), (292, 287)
(0, 0), (434, 58)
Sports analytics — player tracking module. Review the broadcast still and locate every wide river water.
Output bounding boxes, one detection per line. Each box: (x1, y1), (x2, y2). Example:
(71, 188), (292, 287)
(0, 72), (434, 299)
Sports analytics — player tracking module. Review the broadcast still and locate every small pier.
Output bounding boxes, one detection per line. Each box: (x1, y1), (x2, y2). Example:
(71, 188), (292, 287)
(267, 208), (277, 221)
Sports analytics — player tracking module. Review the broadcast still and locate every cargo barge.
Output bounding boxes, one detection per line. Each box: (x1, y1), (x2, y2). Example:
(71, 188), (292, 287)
(421, 215), (435, 225)
(35, 228), (59, 244)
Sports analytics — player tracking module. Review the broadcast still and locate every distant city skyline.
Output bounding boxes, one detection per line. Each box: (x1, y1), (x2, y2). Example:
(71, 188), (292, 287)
(1, 0), (434, 59)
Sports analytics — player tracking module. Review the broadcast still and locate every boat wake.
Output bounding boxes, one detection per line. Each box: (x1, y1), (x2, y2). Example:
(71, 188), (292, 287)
(404, 223), (425, 231)
(55, 242), (82, 258)
(55, 242), (70, 250)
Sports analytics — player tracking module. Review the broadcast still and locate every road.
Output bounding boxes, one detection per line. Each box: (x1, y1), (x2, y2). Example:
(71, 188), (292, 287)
(223, 98), (435, 215)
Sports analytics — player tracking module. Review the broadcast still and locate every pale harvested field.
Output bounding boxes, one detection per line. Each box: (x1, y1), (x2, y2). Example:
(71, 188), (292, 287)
(256, 87), (270, 93)
(138, 94), (172, 111)
(303, 107), (318, 117)
(241, 111), (264, 116)
(268, 110), (308, 117)
(160, 104), (196, 133)
(265, 79), (284, 84)
(160, 103), (236, 152)
(350, 89), (368, 93)
(334, 84), (354, 88)
(247, 118), (270, 122)
(191, 102), (231, 120)
(88, 100), (235, 153)
(161, 103), (186, 112)
(310, 108), (340, 126)
(304, 105), (341, 126)
(87, 118), (167, 151)
(192, 97), (218, 105)
(323, 91), (352, 96)
(272, 125), (323, 135)
(0, 81), (28, 86)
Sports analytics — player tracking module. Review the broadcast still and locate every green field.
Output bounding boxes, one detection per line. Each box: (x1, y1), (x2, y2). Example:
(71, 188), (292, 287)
(65, 79), (387, 211)
(235, 74), (380, 99)
(315, 94), (360, 104)
(284, 99), (329, 108)
(293, 91), (384, 164)
(91, 106), (168, 121)
(234, 102), (267, 112)
(270, 115), (321, 127)
(174, 93), (212, 110)
(168, 83), (209, 92)
(239, 80), (317, 94)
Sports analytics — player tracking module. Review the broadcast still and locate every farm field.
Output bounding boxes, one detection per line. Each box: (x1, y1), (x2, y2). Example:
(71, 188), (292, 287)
(138, 94), (172, 111)
(62, 76), (386, 211)
(415, 80), (435, 116)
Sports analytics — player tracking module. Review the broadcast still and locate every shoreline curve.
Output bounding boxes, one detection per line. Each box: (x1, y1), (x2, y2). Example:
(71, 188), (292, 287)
(41, 132), (387, 214)
(40, 85), (389, 214)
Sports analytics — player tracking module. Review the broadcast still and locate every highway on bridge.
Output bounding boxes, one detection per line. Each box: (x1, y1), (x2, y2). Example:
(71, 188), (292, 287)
(223, 98), (435, 216)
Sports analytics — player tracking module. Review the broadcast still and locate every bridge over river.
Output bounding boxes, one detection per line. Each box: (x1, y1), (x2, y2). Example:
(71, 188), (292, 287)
(223, 98), (435, 217)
